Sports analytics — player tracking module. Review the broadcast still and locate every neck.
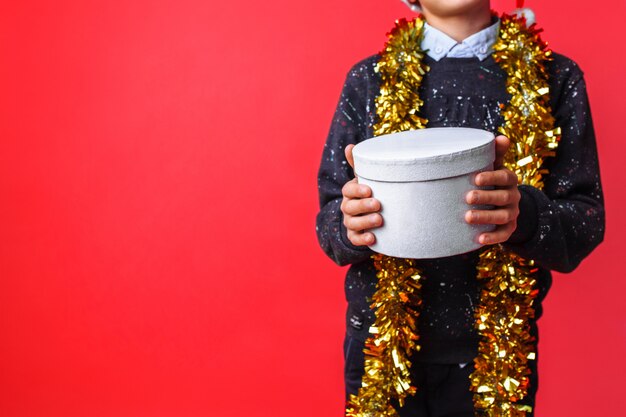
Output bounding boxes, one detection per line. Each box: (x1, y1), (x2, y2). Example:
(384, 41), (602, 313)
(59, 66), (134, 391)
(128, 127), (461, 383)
(421, 7), (493, 42)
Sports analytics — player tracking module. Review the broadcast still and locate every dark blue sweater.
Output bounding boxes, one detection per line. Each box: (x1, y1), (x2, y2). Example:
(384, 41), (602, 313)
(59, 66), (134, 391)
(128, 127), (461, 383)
(315, 53), (605, 363)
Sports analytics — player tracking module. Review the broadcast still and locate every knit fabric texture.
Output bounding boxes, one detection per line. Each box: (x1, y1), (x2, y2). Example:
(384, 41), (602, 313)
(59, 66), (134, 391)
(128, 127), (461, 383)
(316, 53), (605, 363)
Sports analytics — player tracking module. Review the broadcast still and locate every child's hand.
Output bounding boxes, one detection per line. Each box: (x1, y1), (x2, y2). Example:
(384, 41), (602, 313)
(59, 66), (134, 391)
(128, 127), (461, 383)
(464, 135), (521, 245)
(340, 144), (383, 246)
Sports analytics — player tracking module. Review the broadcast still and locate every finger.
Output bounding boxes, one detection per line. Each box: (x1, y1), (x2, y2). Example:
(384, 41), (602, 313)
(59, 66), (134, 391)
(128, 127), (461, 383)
(475, 169), (518, 187)
(342, 180), (372, 199)
(466, 189), (520, 206)
(344, 213), (383, 231)
(494, 135), (510, 169)
(343, 198), (381, 216)
(478, 221), (517, 245)
(465, 207), (518, 225)
(347, 230), (376, 246)
(345, 144), (355, 170)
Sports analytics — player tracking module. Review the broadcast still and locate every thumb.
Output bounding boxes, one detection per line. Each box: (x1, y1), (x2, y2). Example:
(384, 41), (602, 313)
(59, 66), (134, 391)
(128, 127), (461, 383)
(494, 135), (511, 169)
(345, 144), (355, 170)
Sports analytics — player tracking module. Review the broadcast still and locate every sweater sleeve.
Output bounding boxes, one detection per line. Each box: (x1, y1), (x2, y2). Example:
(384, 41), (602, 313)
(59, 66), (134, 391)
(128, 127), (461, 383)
(503, 70), (605, 272)
(315, 64), (376, 266)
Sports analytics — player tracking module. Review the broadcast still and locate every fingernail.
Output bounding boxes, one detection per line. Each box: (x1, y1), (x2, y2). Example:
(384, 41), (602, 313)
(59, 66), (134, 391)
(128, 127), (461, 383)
(481, 236), (489, 244)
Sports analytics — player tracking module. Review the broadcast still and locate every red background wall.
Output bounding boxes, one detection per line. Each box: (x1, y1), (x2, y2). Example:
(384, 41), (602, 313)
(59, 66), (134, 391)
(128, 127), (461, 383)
(1, 1), (623, 416)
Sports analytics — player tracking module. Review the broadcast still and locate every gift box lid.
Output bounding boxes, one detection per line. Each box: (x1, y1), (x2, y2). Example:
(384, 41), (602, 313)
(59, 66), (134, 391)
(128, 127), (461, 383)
(353, 127), (495, 182)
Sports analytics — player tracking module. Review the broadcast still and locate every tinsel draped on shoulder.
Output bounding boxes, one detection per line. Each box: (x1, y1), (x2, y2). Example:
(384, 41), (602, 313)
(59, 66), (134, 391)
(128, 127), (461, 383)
(469, 14), (559, 416)
(347, 18), (429, 417)
(374, 18), (429, 136)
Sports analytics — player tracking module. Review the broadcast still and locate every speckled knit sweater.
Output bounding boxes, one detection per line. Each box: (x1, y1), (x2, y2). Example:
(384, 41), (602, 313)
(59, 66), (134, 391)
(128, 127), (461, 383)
(315, 53), (605, 363)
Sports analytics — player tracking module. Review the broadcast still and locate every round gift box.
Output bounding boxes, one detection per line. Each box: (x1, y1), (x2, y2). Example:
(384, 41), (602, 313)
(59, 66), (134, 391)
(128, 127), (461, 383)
(352, 127), (496, 259)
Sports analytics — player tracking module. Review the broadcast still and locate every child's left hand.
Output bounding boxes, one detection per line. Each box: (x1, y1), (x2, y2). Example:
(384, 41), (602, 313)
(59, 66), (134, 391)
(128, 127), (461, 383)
(464, 135), (521, 245)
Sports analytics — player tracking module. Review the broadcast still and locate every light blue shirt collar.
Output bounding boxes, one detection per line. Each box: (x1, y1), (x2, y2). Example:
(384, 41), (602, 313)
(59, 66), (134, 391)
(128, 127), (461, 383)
(421, 19), (500, 61)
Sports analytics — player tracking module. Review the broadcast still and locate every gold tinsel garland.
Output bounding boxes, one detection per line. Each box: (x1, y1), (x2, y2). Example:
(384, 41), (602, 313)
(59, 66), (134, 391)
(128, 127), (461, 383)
(346, 14), (560, 417)
(346, 255), (424, 417)
(373, 18), (429, 136)
(346, 18), (429, 417)
(470, 15), (560, 416)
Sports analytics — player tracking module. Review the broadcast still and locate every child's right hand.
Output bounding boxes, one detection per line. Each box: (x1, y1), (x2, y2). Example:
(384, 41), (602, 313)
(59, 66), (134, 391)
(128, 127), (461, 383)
(340, 144), (383, 246)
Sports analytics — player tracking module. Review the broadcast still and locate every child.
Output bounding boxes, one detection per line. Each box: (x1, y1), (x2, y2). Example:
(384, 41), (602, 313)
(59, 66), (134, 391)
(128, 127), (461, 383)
(316, 1), (605, 416)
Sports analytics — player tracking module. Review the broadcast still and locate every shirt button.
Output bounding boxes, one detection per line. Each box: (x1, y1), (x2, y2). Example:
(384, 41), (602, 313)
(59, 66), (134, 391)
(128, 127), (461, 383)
(480, 47), (487, 54)
(435, 46), (443, 53)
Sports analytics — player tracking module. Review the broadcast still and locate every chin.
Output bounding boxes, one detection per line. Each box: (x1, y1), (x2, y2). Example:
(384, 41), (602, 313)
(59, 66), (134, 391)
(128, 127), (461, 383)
(419, 0), (490, 18)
